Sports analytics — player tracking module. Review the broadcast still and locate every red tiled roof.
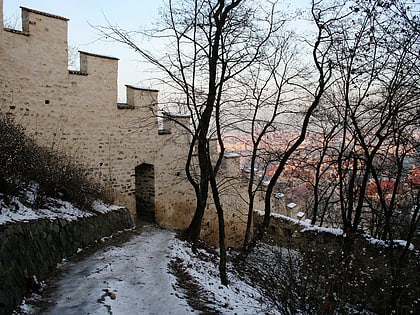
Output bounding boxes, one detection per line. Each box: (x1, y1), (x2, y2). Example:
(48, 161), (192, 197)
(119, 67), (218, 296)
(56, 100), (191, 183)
(407, 166), (420, 187)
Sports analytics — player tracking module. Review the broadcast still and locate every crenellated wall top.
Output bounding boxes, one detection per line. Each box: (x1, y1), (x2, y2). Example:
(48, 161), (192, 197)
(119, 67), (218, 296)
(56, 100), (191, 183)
(20, 6), (69, 21)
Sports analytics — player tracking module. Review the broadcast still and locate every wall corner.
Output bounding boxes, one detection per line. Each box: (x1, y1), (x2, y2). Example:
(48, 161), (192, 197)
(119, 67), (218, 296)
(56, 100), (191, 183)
(125, 85), (159, 115)
(159, 112), (190, 136)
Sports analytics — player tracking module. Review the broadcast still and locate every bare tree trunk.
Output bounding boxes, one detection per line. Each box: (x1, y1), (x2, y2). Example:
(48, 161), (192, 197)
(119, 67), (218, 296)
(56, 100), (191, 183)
(185, 185), (208, 252)
(209, 175), (228, 285)
(252, 0), (332, 243)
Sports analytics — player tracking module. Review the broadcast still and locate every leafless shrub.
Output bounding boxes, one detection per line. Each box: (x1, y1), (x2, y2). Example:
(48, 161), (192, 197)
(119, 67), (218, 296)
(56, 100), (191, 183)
(235, 239), (419, 314)
(0, 114), (111, 210)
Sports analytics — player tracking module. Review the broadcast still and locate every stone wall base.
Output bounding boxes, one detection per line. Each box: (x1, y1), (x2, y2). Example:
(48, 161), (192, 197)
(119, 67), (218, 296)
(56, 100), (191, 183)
(0, 208), (133, 314)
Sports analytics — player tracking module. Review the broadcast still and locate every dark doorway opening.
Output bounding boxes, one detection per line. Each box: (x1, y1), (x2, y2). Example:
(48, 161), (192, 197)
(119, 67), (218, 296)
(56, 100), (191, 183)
(135, 163), (155, 222)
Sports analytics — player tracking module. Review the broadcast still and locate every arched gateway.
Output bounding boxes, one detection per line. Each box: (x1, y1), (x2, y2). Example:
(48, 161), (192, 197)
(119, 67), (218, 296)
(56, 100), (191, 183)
(135, 163), (155, 222)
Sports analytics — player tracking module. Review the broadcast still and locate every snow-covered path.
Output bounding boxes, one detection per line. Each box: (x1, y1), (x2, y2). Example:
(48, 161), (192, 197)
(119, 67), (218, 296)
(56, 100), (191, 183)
(29, 225), (195, 315)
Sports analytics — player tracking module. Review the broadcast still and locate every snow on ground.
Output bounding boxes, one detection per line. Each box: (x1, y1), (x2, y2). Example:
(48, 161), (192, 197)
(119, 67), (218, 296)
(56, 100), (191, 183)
(15, 224), (274, 315)
(18, 225), (194, 314)
(2, 185), (274, 314)
(0, 197), (93, 224)
(0, 184), (123, 225)
(256, 210), (416, 250)
(4, 189), (414, 314)
(170, 237), (271, 314)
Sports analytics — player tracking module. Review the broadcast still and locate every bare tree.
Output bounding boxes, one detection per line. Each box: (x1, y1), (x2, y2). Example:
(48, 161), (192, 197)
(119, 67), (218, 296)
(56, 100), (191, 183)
(96, 0), (283, 284)
(285, 122), (342, 227)
(313, 0), (419, 231)
(252, 0), (335, 243)
(305, 0), (419, 311)
(230, 25), (308, 250)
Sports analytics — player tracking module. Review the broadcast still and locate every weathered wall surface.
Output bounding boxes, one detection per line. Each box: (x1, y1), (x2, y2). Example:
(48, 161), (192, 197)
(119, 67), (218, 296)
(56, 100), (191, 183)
(0, 5), (159, 216)
(200, 152), (248, 247)
(0, 1), (248, 247)
(0, 208), (133, 315)
(0, 3), (187, 224)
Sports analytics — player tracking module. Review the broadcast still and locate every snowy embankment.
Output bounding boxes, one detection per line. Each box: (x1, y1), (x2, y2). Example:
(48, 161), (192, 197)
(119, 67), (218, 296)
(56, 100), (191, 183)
(255, 210), (416, 251)
(0, 183), (133, 314)
(0, 183), (122, 225)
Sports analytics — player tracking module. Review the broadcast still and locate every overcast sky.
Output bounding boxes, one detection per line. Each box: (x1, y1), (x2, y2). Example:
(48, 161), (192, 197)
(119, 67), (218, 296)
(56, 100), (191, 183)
(3, 0), (311, 101)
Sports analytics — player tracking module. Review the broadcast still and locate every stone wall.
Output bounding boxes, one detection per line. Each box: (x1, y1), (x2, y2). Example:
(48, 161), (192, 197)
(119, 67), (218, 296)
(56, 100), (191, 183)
(253, 211), (344, 250)
(0, 5), (156, 216)
(0, 1), (249, 248)
(0, 208), (133, 315)
(0, 2), (190, 227)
